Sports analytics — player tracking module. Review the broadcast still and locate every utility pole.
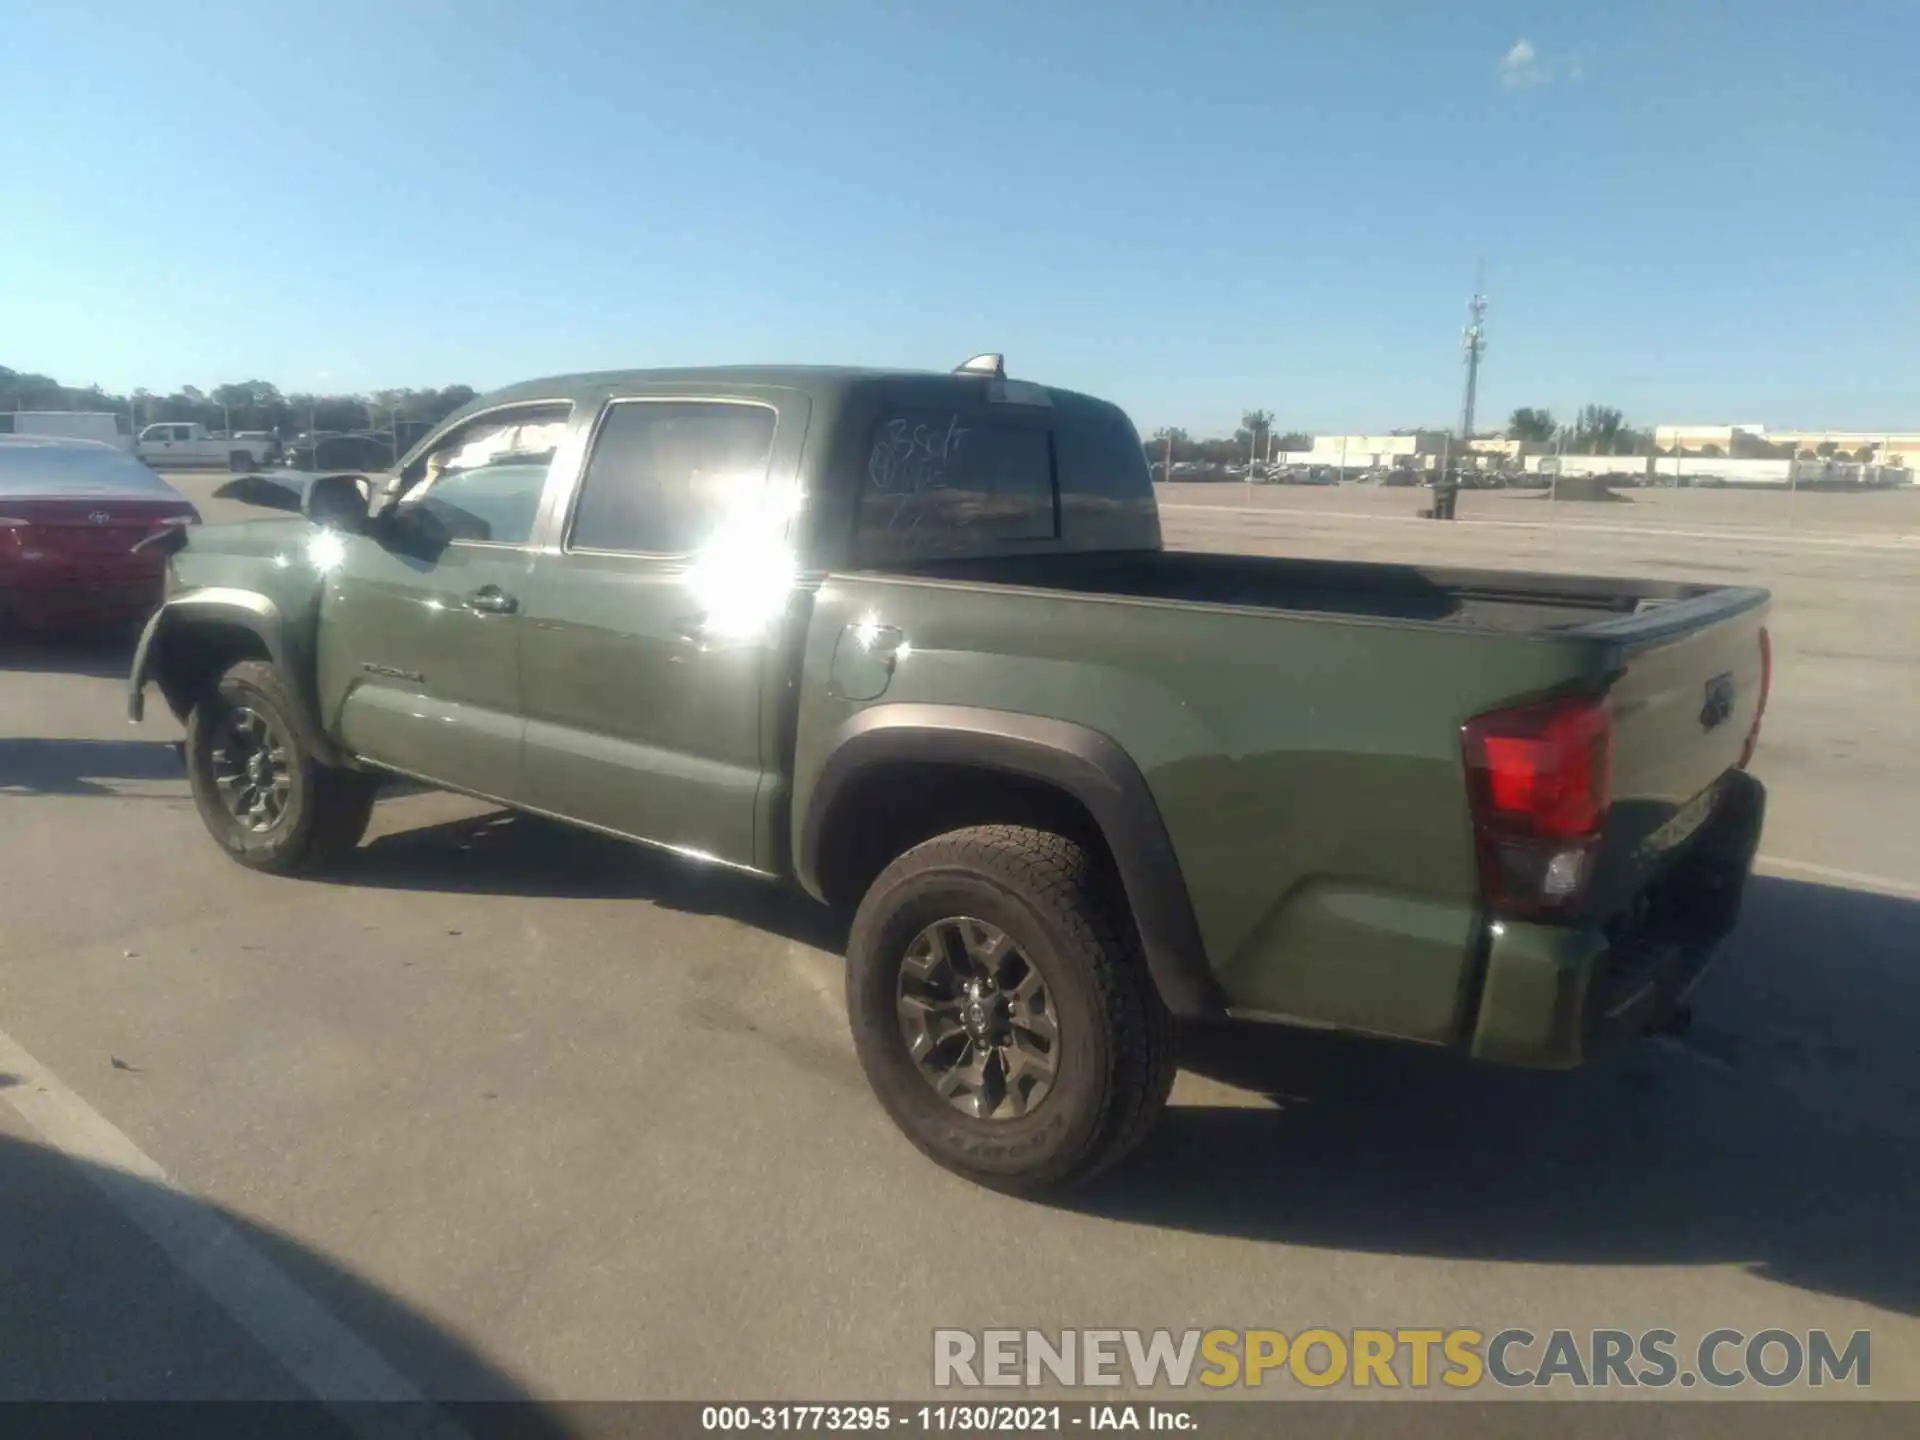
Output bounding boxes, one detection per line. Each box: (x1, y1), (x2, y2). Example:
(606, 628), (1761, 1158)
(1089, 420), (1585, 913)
(1458, 261), (1488, 443)
(1432, 263), (1487, 521)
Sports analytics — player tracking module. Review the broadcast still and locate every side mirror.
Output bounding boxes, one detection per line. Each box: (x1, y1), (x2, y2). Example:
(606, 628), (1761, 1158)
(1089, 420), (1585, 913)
(302, 473), (372, 532)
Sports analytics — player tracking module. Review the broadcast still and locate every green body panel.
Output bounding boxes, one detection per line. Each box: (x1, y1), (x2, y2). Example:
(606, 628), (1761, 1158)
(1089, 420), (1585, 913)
(139, 363), (1769, 1065)
(506, 387), (813, 870)
(514, 554), (774, 867)
(789, 573), (1602, 1042)
(312, 535), (534, 797)
(1468, 921), (1603, 1067)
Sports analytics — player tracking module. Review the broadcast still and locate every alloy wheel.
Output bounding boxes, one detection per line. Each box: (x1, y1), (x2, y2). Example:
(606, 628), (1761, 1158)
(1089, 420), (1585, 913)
(895, 916), (1061, 1120)
(210, 705), (292, 832)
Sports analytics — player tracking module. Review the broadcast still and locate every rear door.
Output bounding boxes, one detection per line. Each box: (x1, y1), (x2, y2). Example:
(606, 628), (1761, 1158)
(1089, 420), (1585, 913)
(315, 403), (578, 799)
(515, 392), (807, 869)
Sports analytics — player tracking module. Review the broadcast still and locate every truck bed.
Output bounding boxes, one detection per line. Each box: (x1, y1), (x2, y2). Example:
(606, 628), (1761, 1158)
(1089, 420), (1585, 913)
(867, 549), (1726, 635)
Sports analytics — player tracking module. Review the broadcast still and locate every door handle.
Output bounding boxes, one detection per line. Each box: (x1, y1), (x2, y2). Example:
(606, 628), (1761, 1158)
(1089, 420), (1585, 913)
(462, 586), (518, 615)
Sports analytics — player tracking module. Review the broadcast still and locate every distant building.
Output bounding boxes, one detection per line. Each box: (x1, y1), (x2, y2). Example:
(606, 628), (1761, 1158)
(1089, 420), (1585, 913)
(1768, 430), (1920, 464)
(1291, 431), (1453, 471)
(1465, 437), (1549, 461)
(1653, 424), (1769, 455)
(1657, 423), (1920, 464)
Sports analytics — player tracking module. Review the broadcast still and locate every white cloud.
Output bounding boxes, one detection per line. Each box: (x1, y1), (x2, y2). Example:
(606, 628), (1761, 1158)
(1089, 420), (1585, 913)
(1498, 38), (1549, 88)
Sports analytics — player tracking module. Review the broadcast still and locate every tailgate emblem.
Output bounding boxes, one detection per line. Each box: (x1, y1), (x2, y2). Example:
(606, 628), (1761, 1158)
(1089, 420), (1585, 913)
(89, 510), (112, 524)
(1700, 672), (1736, 730)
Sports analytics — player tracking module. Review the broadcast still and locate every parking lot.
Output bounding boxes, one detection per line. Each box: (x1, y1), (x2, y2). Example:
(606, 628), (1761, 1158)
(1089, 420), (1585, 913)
(3, 474), (1916, 1404)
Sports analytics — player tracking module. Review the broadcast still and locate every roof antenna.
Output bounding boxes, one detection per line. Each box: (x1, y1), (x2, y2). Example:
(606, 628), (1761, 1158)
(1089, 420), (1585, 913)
(955, 353), (1006, 379)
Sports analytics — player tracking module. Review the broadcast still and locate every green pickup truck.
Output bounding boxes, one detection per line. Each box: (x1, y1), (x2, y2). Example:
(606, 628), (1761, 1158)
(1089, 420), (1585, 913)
(128, 357), (1772, 1192)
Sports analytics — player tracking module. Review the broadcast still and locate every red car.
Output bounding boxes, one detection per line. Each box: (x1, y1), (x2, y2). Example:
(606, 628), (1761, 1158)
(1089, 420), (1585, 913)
(0, 436), (200, 631)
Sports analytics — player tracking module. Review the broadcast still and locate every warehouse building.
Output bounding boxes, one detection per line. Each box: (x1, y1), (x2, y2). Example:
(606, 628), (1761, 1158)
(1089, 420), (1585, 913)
(1656, 424), (1920, 464)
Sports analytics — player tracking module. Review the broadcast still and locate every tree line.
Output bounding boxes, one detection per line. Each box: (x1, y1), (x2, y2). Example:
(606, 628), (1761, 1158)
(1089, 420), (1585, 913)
(1, 365), (478, 438)
(1146, 405), (1664, 464)
(1505, 405), (1873, 461)
(13, 365), (1874, 467)
(1505, 405), (1654, 455)
(1146, 410), (1312, 465)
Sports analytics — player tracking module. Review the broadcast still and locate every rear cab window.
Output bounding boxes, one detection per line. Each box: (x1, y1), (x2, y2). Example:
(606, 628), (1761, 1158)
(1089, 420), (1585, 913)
(853, 406), (1058, 564)
(847, 383), (1157, 566)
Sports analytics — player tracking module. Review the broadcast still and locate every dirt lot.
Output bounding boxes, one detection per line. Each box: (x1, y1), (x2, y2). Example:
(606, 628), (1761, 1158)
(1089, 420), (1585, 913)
(1, 476), (1915, 1408)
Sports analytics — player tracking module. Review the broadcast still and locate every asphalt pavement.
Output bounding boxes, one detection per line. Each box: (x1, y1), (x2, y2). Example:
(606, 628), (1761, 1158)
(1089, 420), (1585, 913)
(1, 475), (1914, 1408)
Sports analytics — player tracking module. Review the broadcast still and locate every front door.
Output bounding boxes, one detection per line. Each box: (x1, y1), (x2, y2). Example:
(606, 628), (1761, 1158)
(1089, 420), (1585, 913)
(314, 403), (575, 799)
(517, 394), (807, 870)
(141, 425), (180, 463)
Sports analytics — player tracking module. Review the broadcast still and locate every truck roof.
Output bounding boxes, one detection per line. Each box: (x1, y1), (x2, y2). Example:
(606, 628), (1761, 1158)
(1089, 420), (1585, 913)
(446, 361), (1160, 563)
(471, 363), (1109, 411)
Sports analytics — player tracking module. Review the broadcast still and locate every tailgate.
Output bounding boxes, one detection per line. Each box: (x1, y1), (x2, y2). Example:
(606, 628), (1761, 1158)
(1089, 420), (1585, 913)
(1583, 587), (1771, 915)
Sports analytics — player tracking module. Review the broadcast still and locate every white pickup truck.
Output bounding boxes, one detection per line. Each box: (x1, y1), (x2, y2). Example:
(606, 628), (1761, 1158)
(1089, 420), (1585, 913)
(136, 423), (277, 471)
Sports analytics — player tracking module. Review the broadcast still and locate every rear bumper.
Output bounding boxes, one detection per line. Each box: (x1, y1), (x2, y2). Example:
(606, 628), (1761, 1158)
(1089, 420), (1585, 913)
(1467, 769), (1767, 1068)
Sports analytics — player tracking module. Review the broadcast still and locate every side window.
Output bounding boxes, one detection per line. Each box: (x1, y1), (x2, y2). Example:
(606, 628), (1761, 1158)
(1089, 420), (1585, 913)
(568, 401), (778, 555)
(854, 409), (1056, 563)
(396, 404), (571, 546)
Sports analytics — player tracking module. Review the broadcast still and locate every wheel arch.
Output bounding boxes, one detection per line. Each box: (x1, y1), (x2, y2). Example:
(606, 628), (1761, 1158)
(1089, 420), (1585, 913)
(129, 590), (345, 767)
(798, 704), (1224, 1019)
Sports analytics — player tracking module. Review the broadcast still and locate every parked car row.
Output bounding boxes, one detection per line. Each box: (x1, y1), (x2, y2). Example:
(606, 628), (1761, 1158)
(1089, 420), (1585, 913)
(280, 431), (398, 472)
(134, 423), (278, 471)
(1153, 460), (1340, 484)
(115, 426), (414, 475)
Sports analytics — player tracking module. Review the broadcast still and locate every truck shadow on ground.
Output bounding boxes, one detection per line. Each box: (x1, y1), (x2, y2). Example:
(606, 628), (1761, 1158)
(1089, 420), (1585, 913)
(0, 1129), (571, 1427)
(337, 807), (849, 954)
(0, 737), (187, 797)
(0, 633), (139, 678)
(327, 810), (1917, 1314)
(1066, 875), (1920, 1317)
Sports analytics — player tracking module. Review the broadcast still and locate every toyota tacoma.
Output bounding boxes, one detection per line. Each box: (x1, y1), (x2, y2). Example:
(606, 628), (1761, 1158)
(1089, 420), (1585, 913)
(128, 356), (1772, 1191)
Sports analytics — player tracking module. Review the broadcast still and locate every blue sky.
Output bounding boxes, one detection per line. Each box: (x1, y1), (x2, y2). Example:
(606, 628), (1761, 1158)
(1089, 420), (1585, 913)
(3, 0), (1914, 436)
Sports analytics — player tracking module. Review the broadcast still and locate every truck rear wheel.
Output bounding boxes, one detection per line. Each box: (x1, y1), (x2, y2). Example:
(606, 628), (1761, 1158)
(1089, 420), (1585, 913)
(845, 825), (1176, 1193)
(228, 451), (253, 473)
(185, 660), (378, 875)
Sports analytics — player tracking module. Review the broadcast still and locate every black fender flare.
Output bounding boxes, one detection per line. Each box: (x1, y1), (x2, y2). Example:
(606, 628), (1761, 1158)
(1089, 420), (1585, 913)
(798, 704), (1224, 1019)
(128, 589), (345, 769)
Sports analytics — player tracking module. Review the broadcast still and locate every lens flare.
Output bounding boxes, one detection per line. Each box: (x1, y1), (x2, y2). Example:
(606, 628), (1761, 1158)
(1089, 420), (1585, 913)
(681, 477), (802, 639)
(306, 528), (347, 573)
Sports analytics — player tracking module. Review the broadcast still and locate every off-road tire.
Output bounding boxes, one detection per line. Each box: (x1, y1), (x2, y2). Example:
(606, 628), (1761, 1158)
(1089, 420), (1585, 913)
(846, 825), (1177, 1193)
(185, 659), (378, 875)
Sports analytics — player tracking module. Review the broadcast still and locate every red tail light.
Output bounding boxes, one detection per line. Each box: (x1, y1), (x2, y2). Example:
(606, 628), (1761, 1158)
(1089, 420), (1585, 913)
(1461, 694), (1614, 919)
(140, 510), (199, 545)
(1738, 626), (1771, 769)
